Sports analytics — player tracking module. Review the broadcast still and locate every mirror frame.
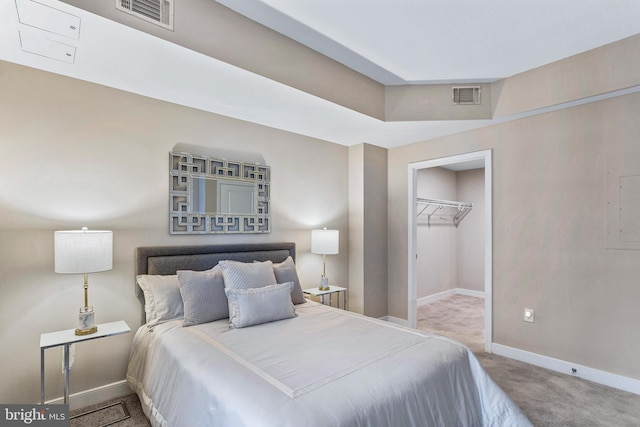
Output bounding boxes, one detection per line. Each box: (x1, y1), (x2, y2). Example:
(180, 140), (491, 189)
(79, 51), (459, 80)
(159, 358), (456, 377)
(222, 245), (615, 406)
(169, 152), (270, 234)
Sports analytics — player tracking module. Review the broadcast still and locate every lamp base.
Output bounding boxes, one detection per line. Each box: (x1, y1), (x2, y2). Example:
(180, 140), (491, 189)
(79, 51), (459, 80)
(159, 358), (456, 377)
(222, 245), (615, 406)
(75, 325), (98, 336)
(76, 306), (97, 336)
(319, 276), (330, 291)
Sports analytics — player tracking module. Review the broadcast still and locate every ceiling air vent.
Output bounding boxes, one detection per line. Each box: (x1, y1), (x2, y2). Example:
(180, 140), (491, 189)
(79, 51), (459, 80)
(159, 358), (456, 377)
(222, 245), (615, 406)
(452, 86), (481, 105)
(116, 0), (174, 30)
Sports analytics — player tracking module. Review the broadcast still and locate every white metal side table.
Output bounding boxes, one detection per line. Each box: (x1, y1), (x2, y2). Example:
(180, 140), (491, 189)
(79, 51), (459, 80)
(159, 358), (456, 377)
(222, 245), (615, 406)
(303, 286), (348, 310)
(40, 320), (130, 405)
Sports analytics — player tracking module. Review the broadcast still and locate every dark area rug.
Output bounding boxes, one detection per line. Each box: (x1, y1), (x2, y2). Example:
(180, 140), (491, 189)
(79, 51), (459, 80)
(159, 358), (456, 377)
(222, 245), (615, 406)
(70, 393), (149, 427)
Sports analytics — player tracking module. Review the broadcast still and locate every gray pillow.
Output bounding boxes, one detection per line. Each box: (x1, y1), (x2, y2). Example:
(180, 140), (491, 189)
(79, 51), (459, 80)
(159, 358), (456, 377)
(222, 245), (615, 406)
(225, 282), (296, 328)
(272, 256), (306, 304)
(219, 260), (277, 290)
(177, 266), (228, 327)
(136, 274), (184, 326)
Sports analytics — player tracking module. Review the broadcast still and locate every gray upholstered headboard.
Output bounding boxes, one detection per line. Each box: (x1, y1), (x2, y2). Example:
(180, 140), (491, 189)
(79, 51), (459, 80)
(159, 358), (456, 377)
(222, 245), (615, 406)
(134, 242), (296, 321)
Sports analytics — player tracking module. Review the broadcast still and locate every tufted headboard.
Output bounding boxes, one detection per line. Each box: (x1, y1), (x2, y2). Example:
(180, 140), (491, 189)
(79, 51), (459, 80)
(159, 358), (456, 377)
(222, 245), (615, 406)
(134, 242), (296, 322)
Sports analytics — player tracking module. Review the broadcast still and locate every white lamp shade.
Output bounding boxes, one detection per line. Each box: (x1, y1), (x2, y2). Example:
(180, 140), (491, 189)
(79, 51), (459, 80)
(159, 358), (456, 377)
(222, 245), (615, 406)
(311, 229), (339, 255)
(54, 228), (113, 274)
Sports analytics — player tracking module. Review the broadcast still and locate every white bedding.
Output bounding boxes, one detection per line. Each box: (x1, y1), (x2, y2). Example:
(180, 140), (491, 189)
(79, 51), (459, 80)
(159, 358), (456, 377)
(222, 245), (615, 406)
(127, 301), (531, 426)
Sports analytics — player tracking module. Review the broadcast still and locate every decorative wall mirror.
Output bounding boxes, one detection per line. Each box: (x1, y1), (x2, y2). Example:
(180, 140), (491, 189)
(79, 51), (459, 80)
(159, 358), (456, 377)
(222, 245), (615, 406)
(169, 152), (270, 234)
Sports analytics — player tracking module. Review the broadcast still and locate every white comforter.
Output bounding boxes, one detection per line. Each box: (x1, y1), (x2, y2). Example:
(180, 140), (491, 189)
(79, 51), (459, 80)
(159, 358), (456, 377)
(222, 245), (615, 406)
(127, 302), (530, 427)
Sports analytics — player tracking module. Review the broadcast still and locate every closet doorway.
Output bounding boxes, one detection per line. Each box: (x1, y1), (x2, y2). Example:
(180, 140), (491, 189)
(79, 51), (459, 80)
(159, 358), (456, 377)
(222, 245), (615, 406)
(407, 150), (492, 353)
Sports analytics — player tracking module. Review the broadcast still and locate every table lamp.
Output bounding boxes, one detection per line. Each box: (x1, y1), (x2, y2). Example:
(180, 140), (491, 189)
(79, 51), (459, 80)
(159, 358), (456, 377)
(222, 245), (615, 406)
(54, 227), (113, 335)
(311, 227), (339, 291)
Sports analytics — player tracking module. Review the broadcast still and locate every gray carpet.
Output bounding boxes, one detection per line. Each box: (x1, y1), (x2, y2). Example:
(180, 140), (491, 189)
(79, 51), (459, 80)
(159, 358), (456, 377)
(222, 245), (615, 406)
(72, 296), (640, 426)
(417, 294), (640, 426)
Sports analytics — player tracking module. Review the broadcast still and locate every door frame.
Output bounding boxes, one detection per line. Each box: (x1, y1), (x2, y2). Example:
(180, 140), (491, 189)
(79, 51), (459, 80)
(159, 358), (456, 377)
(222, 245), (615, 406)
(407, 149), (493, 352)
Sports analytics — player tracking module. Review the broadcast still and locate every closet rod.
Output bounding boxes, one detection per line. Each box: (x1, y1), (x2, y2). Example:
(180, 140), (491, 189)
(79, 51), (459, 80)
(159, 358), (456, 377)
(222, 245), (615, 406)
(416, 197), (472, 210)
(416, 197), (473, 226)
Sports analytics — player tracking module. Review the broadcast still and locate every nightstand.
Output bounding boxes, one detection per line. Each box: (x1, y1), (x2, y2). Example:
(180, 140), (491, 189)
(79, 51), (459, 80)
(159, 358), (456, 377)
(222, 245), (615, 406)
(303, 286), (348, 310)
(40, 320), (130, 405)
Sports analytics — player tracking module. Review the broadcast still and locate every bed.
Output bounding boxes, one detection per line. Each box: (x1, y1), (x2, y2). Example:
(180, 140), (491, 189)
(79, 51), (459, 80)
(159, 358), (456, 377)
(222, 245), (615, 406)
(126, 242), (531, 426)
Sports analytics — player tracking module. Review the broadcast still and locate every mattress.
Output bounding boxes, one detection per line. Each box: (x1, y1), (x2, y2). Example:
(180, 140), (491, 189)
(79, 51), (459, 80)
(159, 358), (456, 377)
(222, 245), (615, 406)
(126, 301), (530, 426)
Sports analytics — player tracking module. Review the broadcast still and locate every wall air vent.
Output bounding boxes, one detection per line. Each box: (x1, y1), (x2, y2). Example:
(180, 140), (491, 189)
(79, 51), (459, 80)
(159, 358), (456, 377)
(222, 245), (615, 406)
(116, 0), (174, 30)
(452, 86), (481, 105)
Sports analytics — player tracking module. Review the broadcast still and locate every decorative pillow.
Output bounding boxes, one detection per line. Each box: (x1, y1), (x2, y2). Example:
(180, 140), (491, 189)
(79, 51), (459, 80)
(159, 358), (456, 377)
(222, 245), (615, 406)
(225, 282), (297, 328)
(136, 274), (184, 326)
(177, 266), (228, 327)
(218, 260), (277, 290)
(272, 256), (306, 304)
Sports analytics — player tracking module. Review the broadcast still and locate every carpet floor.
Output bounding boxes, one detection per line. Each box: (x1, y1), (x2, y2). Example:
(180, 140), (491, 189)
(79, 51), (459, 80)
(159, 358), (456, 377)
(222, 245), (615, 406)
(73, 296), (640, 426)
(417, 294), (640, 426)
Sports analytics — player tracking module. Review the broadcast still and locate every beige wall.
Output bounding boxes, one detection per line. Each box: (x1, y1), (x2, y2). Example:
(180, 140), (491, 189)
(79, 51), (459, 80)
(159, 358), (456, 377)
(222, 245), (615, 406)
(388, 91), (640, 381)
(416, 168), (458, 297)
(386, 84), (492, 121)
(349, 144), (388, 318)
(457, 169), (485, 292)
(348, 145), (365, 312)
(388, 34), (640, 383)
(492, 34), (640, 119)
(60, 0), (385, 120)
(0, 61), (350, 404)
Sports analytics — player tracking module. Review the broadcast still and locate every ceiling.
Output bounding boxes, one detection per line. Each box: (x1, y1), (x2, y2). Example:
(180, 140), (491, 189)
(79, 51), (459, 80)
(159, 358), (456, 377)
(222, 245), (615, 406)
(2, 0), (640, 149)
(218, 0), (640, 85)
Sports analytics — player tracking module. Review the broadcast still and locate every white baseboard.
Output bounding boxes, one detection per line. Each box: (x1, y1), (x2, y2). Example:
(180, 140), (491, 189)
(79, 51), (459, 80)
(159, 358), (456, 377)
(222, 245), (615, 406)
(382, 311), (640, 395)
(417, 288), (485, 306)
(384, 288), (484, 324)
(456, 288), (485, 299)
(45, 380), (131, 410)
(379, 316), (410, 327)
(492, 343), (640, 396)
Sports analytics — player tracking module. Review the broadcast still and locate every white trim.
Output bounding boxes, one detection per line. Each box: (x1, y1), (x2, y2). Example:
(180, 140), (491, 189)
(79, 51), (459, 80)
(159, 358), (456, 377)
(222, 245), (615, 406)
(417, 289), (457, 306)
(407, 165), (418, 329)
(417, 288), (485, 306)
(492, 344), (640, 396)
(44, 380), (131, 410)
(483, 152), (493, 353)
(408, 149), (493, 353)
(456, 288), (485, 299)
(380, 316), (410, 327)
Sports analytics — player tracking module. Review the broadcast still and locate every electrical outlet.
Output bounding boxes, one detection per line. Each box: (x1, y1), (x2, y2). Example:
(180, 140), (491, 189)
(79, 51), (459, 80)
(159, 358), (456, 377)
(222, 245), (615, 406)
(524, 308), (535, 323)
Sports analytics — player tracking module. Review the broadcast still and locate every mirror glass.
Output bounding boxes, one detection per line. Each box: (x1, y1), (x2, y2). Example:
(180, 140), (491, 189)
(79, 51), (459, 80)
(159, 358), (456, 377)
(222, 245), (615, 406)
(169, 152), (270, 234)
(192, 177), (256, 215)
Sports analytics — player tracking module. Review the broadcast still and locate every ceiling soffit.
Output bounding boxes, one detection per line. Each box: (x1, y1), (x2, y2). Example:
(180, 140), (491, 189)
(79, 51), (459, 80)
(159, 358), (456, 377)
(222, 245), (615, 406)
(58, 0), (499, 122)
(8, 1), (639, 147)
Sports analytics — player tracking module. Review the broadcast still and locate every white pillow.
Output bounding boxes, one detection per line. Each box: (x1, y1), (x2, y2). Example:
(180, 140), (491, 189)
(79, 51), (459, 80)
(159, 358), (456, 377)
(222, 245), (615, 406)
(272, 256), (306, 304)
(177, 266), (228, 327)
(136, 274), (184, 326)
(225, 282), (296, 328)
(219, 260), (277, 290)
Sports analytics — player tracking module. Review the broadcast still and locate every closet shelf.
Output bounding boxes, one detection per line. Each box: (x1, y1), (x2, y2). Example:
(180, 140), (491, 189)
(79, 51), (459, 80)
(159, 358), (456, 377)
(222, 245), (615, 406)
(416, 197), (473, 227)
